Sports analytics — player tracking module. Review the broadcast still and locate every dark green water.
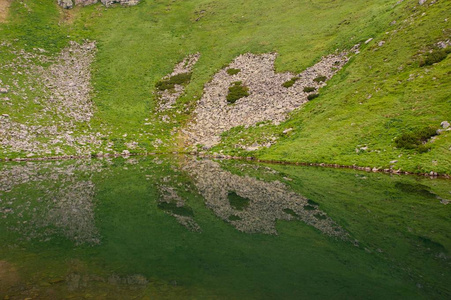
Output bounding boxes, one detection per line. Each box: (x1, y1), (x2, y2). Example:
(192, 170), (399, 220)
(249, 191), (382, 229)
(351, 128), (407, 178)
(0, 156), (450, 299)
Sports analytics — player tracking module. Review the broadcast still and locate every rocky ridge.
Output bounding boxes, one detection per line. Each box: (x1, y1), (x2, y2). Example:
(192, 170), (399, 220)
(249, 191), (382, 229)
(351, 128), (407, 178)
(184, 48), (357, 148)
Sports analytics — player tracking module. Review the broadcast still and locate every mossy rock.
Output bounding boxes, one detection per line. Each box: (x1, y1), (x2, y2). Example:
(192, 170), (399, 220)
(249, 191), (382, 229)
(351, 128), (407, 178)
(303, 86), (316, 93)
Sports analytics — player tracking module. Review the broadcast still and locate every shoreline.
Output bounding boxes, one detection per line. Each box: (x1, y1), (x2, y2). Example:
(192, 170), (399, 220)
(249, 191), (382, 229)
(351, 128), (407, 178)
(0, 152), (449, 179)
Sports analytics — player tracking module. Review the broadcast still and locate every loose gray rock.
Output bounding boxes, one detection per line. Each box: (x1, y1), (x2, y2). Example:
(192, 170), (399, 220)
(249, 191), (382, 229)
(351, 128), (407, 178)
(58, 0), (74, 9)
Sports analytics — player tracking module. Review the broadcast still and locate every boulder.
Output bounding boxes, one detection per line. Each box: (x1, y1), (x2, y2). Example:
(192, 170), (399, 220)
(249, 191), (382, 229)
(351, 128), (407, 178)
(58, 0), (74, 9)
(75, 0), (98, 5)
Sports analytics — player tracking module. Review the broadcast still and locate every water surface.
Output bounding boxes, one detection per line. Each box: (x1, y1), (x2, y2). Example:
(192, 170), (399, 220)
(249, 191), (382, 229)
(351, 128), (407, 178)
(0, 156), (450, 299)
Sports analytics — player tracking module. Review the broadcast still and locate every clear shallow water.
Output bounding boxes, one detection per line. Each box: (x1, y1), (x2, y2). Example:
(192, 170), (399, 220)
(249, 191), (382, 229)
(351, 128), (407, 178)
(0, 156), (450, 299)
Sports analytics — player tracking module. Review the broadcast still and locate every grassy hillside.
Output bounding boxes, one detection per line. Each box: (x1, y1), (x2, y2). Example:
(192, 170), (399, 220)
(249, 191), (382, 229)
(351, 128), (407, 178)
(0, 0), (450, 174)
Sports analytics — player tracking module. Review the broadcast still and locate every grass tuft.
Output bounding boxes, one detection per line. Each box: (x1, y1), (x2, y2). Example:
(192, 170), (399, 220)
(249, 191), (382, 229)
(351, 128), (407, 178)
(282, 77), (299, 88)
(313, 75), (327, 83)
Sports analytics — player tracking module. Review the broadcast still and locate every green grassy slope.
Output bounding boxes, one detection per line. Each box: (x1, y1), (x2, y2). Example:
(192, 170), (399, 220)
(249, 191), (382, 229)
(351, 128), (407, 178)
(1, 0), (450, 174)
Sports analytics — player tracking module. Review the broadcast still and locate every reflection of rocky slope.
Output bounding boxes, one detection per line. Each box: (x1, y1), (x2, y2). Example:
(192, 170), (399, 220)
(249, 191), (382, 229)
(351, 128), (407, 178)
(0, 161), (102, 245)
(66, 272), (148, 291)
(184, 159), (348, 238)
(185, 50), (354, 148)
(157, 184), (201, 232)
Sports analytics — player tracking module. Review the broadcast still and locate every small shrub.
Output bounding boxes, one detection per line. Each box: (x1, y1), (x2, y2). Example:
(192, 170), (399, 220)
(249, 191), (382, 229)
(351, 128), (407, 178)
(419, 48), (451, 67)
(282, 77), (299, 88)
(226, 68), (241, 75)
(155, 72), (192, 91)
(307, 93), (319, 100)
(313, 75), (327, 83)
(226, 81), (249, 103)
(303, 86), (316, 93)
(395, 126), (437, 151)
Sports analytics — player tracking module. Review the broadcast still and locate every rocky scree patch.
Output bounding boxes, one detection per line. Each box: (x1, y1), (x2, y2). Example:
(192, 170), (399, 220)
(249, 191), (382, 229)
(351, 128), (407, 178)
(183, 48), (356, 149)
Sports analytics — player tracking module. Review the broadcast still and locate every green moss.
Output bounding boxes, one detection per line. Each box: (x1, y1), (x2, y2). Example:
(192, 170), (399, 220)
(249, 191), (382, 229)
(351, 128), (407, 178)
(226, 81), (249, 104)
(155, 72), (192, 91)
(303, 86), (316, 93)
(226, 68), (241, 75)
(313, 75), (327, 83)
(282, 77), (299, 88)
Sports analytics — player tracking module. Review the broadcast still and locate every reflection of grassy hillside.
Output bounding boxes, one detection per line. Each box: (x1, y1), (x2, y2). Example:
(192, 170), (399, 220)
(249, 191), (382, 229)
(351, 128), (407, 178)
(0, 157), (450, 298)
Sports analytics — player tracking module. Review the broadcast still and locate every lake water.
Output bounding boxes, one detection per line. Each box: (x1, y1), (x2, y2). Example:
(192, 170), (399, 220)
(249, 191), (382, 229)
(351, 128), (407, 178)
(0, 156), (450, 299)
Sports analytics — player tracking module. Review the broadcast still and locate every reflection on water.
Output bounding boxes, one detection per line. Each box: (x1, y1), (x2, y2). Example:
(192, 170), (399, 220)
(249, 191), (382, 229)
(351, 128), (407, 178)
(185, 159), (349, 238)
(0, 156), (450, 299)
(0, 161), (102, 245)
(158, 184), (202, 232)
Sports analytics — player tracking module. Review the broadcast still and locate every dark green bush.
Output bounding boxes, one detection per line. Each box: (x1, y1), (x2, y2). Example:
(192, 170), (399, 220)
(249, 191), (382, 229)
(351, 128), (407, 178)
(313, 75), (327, 83)
(226, 81), (249, 103)
(395, 126), (437, 151)
(155, 72), (192, 91)
(419, 48), (451, 67)
(282, 77), (299, 88)
(303, 86), (316, 93)
(226, 68), (241, 75)
(307, 93), (319, 100)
